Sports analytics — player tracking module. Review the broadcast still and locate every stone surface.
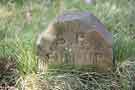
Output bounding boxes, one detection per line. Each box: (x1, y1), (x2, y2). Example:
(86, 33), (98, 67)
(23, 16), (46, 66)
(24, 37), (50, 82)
(36, 11), (113, 72)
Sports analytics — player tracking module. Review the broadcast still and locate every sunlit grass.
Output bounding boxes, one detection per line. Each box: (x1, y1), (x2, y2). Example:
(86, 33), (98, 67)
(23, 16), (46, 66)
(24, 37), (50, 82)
(0, 8), (15, 18)
(15, 36), (38, 75)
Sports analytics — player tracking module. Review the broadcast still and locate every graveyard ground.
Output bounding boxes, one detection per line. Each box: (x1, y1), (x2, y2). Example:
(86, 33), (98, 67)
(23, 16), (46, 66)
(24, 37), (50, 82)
(0, 0), (135, 90)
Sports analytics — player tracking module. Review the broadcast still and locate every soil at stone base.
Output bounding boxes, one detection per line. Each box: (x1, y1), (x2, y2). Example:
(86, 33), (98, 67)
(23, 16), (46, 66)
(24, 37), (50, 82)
(0, 57), (18, 90)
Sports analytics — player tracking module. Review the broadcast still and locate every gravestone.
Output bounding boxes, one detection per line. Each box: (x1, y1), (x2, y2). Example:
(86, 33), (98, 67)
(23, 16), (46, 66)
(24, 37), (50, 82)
(36, 11), (113, 73)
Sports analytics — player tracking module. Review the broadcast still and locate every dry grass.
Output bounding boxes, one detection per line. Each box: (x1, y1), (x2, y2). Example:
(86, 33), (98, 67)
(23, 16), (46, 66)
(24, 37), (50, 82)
(17, 58), (135, 90)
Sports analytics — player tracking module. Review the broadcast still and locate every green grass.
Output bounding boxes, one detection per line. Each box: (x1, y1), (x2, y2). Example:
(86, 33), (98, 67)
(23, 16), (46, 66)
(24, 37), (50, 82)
(15, 37), (38, 75)
(113, 32), (135, 62)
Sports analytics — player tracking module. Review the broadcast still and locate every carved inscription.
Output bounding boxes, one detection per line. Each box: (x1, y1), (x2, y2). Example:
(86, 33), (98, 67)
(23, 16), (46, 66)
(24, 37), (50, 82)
(49, 26), (113, 69)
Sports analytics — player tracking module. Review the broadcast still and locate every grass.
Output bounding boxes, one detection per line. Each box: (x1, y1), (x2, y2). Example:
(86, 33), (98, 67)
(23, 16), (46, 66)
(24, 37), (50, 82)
(0, 0), (134, 89)
(113, 32), (135, 62)
(15, 37), (38, 75)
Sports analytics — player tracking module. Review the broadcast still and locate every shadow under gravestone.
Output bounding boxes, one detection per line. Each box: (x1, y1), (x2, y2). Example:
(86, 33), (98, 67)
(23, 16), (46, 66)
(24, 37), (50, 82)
(36, 11), (113, 73)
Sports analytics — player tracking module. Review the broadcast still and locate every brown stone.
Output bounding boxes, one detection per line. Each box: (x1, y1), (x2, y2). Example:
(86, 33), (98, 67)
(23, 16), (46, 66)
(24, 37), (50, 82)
(36, 11), (113, 73)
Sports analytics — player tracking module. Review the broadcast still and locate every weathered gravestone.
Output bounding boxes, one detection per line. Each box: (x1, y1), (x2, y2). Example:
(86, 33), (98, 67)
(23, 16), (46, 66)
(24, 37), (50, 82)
(36, 11), (113, 73)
